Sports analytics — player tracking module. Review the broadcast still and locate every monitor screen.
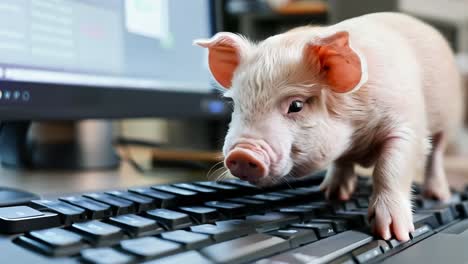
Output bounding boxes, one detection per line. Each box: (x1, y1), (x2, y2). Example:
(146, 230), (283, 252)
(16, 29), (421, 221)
(0, 0), (213, 95)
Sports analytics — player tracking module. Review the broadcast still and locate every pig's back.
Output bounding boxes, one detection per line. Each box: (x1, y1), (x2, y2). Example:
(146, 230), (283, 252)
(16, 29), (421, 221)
(338, 13), (463, 138)
(366, 13), (462, 136)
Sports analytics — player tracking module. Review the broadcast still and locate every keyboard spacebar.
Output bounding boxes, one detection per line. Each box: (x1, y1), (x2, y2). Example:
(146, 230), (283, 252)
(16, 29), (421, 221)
(257, 230), (373, 264)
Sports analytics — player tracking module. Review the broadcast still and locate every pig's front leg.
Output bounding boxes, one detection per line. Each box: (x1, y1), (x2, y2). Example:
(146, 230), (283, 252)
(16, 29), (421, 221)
(423, 132), (451, 201)
(369, 133), (423, 241)
(320, 162), (357, 201)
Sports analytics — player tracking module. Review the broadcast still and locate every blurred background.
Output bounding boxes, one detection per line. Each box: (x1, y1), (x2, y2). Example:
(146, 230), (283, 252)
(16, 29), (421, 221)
(120, 0), (468, 159)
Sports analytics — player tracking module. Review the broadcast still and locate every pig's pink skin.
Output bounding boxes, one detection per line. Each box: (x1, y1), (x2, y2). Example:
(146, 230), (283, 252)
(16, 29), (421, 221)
(197, 13), (464, 241)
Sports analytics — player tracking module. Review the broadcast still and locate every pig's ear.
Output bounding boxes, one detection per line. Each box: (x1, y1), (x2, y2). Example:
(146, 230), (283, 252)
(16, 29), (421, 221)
(194, 32), (248, 89)
(305, 31), (368, 93)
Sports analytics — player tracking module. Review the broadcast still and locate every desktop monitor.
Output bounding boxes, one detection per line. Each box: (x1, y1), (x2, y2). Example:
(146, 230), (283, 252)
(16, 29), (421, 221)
(0, 0), (229, 169)
(0, 0), (228, 120)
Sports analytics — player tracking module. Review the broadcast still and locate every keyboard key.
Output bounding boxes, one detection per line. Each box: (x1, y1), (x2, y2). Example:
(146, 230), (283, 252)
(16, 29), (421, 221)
(221, 178), (259, 190)
(276, 206), (316, 221)
(249, 194), (285, 205)
(194, 181), (237, 191)
(267, 191), (296, 200)
(17, 228), (83, 256)
(145, 209), (192, 229)
(84, 193), (135, 215)
(354, 184), (372, 196)
(228, 197), (266, 212)
(0, 187), (40, 207)
(59, 196), (112, 219)
(160, 230), (212, 249)
(462, 191), (468, 201)
(81, 247), (134, 264)
(129, 188), (177, 208)
(72, 220), (123, 246)
(338, 200), (358, 211)
(257, 230), (372, 264)
(172, 183), (217, 196)
(387, 238), (405, 248)
(415, 194), (461, 210)
(152, 185), (199, 204)
(412, 183), (423, 195)
(173, 182), (217, 192)
(297, 203), (332, 215)
(215, 219), (255, 228)
(30, 199), (87, 225)
(194, 181), (238, 197)
(377, 240), (391, 252)
(268, 227), (318, 248)
(414, 195), (438, 209)
(200, 233), (289, 264)
(245, 212), (300, 232)
(410, 223), (432, 239)
(282, 187), (322, 198)
(0, 205), (42, 219)
(413, 213), (440, 229)
(144, 250), (213, 264)
(30, 227), (82, 246)
(311, 218), (349, 232)
(291, 222), (336, 238)
(300, 201), (332, 208)
(108, 214), (163, 237)
(298, 185), (324, 195)
(278, 189), (309, 199)
(178, 206), (219, 223)
(105, 190), (155, 213)
(205, 201), (246, 218)
(190, 223), (254, 242)
(120, 237), (181, 259)
(355, 197), (369, 208)
(352, 241), (383, 263)
(417, 205), (456, 225)
(0, 206), (60, 234)
(31, 228), (82, 255)
(327, 211), (368, 228)
(214, 219), (259, 238)
(456, 200), (468, 217)
(277, 188), (312, 197)
(152, 185), (198, 196)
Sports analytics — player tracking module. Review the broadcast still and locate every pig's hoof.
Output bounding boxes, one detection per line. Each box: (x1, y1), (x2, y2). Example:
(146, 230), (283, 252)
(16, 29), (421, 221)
(319, 176), (357, 201)
(368, 193), (414, 241)
(423, 179), (451, 201)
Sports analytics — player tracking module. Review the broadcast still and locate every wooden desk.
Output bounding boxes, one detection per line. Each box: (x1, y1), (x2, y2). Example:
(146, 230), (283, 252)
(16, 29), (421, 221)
(0, 147), (466, 196)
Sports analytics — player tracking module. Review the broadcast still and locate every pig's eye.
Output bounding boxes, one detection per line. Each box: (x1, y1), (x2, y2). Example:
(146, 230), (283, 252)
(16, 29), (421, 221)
(288, 100), (304, 113)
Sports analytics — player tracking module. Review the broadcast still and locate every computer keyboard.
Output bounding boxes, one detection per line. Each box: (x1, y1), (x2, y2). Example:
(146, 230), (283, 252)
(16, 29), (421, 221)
(0, 173), (467, 264)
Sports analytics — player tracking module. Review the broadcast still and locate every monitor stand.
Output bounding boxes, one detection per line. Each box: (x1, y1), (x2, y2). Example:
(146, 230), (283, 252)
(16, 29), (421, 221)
(0, 121), (119, 170)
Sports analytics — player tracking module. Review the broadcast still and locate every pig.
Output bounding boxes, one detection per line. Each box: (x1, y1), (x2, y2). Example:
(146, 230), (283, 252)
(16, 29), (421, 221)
(194, 12), (463, 241)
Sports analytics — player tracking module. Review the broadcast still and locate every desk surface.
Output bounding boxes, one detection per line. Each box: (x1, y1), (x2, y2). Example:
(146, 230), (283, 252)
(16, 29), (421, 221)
(0, 147), (211, 196)
(0, 147), (466, 196)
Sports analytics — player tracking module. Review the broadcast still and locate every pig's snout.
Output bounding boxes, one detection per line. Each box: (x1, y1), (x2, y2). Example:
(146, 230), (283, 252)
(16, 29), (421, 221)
(225, 146), (268, 182)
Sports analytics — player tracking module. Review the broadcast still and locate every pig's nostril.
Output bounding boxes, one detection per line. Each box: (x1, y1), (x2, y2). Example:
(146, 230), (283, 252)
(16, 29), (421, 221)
(229, 160), (237, 166)
(248, 162), (258, 168)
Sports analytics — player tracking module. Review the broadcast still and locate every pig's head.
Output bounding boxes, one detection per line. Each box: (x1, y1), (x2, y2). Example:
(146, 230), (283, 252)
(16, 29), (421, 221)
(195, 30), (368, 186)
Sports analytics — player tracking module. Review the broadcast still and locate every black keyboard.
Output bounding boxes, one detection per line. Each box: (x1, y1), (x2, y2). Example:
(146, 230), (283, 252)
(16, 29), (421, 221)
(1, 173), (467, 264)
